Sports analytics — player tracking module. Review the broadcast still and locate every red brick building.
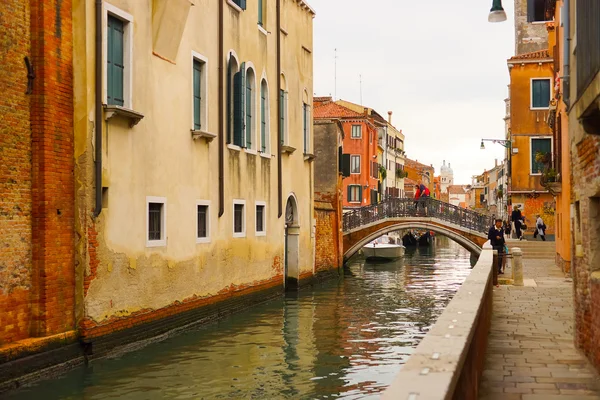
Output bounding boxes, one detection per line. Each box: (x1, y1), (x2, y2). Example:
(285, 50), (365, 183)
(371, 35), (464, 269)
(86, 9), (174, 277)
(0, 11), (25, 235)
(314, 98), (380, 209)
(0, 0), (75, 352)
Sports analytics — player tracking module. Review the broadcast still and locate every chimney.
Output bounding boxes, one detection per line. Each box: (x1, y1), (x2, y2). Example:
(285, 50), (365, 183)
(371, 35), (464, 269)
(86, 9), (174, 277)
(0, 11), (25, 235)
(495, 158), (498, 167)
(388, 111), (392, 124)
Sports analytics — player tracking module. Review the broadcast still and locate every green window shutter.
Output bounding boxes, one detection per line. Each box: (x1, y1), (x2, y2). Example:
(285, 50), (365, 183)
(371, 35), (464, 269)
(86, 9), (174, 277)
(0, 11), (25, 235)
(532, 79), (550, 108)
(279, 89), (284, 144)
(246, 75), (252, 148)
(347, 185), (352, 202)
(193, 60), (202, 130)
(261, 85), (266, 152)
(258, 0), (263, 25)
(107, 15), (124, 106)
(226, 58), (232, 144)
(303, 104), (307, 153)
(233, 63), (245, 146)
(359, 186), (363, 203)
(531, 138), (552, 173)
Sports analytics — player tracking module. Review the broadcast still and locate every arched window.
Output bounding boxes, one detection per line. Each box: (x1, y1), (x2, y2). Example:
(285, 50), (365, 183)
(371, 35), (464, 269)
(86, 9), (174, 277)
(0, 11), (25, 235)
(260, 79), (269, 153)
(227, 53), (240, 145)
(302, 89), (310, 154)
(279, 73), (288, 145)
(245, 67), (256, 149)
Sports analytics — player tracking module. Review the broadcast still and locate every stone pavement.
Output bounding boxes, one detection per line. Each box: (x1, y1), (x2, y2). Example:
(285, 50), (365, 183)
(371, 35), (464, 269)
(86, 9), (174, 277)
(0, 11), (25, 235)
(479, 256), (600, 399)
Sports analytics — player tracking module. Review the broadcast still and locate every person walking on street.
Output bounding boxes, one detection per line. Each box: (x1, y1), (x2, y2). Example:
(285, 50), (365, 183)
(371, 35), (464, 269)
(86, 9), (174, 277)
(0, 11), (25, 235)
(511, 205), (524, 240)
(488, 218), (506, 274)
(535, 214), (546, 241)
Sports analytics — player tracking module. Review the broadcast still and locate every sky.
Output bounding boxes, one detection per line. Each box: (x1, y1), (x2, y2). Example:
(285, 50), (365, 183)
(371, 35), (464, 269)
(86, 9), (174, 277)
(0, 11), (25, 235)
(309, 0), (515, 184)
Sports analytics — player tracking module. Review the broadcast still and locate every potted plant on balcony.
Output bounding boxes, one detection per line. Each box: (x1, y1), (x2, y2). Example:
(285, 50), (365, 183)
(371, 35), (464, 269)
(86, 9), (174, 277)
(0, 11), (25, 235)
(540, 167), (561, 194)
(396, 169), (408, 179)
(379, 165), (387, 180)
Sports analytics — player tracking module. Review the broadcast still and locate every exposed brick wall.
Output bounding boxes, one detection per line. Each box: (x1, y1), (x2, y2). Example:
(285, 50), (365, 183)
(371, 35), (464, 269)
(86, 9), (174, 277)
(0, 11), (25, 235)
(28, 0), (75, 338)
(315, 208), (339, 272)
(0, 0), (33, 345)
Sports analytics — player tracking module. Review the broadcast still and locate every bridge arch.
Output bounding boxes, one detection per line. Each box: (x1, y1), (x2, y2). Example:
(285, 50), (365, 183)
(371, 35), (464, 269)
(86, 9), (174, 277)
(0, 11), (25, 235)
(344, 221), (483, 261)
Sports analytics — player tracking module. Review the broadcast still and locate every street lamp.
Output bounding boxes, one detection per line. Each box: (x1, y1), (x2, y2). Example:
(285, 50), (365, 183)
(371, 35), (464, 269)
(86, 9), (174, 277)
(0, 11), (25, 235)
(488, 0), (507, 23)
(480, 139), (511, 149)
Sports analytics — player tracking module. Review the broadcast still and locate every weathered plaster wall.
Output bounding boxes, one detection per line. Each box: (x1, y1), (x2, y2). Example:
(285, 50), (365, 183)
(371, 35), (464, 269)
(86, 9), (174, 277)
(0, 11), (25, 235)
(74, 0), (314, 332)
(514, 0), (550, 55)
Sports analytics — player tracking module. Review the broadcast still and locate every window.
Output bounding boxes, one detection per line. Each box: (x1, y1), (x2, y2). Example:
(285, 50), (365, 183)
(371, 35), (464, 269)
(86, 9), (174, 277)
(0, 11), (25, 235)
(303, 102), (310, 153)
(229, 0), (246, 10)
(146, 197), (167, 247)
(351, 125), (362, 139)
(104, 4), (133, 108)
(231, 63), (255, 149)
(260, 80), (269, 153)
(196, 201), (210, 243)
(348, 185), (362, 203)
(279, 88), (288, 145)
(531, 137), (552, 174)
(192, 53), (208, 131)
(258, 0), (264, 25)
(527, 0), (555, 22)
(531, 79), (551, 109)
(350, 155), (360, 174)
(255, 202), (266, 236)
(233, 200), (246, 237)
(245, 67), (255, 149)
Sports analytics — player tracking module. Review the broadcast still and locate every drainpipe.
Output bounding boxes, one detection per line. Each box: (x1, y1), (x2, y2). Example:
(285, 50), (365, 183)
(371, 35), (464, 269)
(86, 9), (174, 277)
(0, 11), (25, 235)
(562, 0), (570, 108)
(277, 0), (282, 218)
(94, 0), (103, 217)
(218, 0), (224, 217)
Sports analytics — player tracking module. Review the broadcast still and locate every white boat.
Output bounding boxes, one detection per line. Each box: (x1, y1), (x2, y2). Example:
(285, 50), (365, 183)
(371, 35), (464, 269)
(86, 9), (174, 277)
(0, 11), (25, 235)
(362, 235), (405, 261)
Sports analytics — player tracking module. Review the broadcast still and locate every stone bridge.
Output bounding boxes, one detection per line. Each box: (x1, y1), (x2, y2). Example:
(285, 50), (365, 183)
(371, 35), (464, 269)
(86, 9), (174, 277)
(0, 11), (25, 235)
(343, 198), (490, 260)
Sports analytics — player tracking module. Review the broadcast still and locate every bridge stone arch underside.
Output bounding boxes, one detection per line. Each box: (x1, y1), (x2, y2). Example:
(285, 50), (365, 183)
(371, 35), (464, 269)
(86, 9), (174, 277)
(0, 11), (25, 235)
(343, 218), (488, 261)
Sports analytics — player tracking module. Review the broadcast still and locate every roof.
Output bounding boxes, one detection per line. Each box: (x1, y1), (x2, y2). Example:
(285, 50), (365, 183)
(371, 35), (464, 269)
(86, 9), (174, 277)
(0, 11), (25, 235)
(404, 158), (434, 171)
(294, 0), (315, 16)
(508, 49), (552, 62)
(448, 185), (468, 195)
(314, 101), (363, 119)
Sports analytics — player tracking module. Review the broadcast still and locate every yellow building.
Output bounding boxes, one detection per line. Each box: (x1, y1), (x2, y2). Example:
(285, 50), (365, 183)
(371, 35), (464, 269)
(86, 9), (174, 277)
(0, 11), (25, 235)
(73, 0), (315, 339)
(507, 35), (555, 236)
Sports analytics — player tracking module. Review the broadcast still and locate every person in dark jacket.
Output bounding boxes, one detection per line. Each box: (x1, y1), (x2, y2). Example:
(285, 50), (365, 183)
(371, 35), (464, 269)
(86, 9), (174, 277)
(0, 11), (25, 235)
(488, 218), (506, 274)
(511, 205), (524, 240)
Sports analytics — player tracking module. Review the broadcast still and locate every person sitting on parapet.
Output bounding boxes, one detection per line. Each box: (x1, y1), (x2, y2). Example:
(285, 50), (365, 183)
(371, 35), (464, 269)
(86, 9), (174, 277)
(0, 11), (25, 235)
(488, 218), (506, 274)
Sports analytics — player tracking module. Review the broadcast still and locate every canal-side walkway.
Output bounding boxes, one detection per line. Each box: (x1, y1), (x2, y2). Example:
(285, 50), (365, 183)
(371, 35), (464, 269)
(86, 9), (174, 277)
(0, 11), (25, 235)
(479, 254), (600, 399)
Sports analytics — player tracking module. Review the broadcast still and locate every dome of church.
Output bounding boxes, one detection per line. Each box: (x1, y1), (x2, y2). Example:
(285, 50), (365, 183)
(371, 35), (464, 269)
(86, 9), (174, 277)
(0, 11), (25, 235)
(440, 160), (453, 175)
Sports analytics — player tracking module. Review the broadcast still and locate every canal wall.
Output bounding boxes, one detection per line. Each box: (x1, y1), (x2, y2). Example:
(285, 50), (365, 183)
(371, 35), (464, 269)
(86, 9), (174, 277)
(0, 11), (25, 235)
(382, 242), (494, 399)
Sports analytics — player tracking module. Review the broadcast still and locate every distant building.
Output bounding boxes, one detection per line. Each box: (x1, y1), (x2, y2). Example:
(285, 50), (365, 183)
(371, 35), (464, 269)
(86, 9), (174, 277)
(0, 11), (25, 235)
(439, 160), (454, 194)
(514, 0), (554, 55)
(404, 158), (435, 193)
(448, 185), (469, 208)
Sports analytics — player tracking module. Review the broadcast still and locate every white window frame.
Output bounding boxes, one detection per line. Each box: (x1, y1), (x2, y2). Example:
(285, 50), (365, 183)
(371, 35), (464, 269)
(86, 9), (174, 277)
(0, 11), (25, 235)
(529, 136), (553, 175)
(191, 51), (209, 132)
(244, 64), (257, 152)
(351, 125), (362, 139)
(146, 196), (167, 247)
(196, 200), (211, 244)
(255, 201), (267, 236)
(530, 77), (552, 110)
(303, 102), (311, 154)
(350, 155), (361, 174)
(280, 73), (289, 146)
(259, 76), (270, 156)
(232, 199), (246, 238)
(349, 185), (361, 203)
(103, 3), (134, 109)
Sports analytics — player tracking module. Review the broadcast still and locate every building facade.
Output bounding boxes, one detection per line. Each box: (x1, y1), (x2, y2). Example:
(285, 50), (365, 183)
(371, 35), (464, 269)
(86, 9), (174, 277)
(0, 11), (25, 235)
(514, 0), (555, 55)
(439, 160), (454, 194)
(404, 158), (434, 194)
(73, 0), (316, 345)
(383, 112), (406, 199)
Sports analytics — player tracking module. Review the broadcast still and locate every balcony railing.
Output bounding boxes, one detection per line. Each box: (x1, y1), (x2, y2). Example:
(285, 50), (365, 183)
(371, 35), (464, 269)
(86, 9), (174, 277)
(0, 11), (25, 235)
(576, 0), (600, 98)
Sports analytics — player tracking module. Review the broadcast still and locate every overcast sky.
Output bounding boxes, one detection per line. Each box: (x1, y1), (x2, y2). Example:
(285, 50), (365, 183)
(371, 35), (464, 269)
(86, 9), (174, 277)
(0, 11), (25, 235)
(310, 0), (515, 184)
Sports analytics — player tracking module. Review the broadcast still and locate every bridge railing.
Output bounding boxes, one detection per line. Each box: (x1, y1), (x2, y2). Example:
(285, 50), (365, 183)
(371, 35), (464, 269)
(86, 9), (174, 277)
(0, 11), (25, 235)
(342, 197), (490, 234)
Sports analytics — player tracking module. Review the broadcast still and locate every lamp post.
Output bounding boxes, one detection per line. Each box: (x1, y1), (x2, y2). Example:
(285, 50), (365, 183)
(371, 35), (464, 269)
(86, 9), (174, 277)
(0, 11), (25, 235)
(480, 139), (511, 149)
(488, 0), (507, 23)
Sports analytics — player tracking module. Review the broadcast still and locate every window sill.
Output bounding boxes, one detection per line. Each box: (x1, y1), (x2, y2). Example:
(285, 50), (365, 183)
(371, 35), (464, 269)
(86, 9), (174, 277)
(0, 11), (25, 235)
(227, 0), (243, 13)
(530, 107), (550, 111)
(227, 144), (242, 151)
(351, 136), (362, 140)
(255, 231), (267, 237)
(104, 105), (144, 127)
(259, 152), (272, 159)
(281, 144), (296, 154)
(146, 239), (166, 248)
(196, 237), (211, 244)
(233, 232), (246, 238)
(303, 153), (315, 162)
(258, 24), (268, 36)
(245, 148), (258, 156)
(191, 130), (217, 143)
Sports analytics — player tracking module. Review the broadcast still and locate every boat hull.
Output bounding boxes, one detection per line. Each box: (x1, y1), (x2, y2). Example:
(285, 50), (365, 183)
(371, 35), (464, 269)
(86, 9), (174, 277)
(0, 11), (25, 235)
(362, 244), (404, 261)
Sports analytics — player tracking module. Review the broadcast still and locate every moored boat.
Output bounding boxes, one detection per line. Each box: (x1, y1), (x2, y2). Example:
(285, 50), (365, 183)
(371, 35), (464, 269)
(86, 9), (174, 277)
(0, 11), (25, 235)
(362, 235), (405, 261)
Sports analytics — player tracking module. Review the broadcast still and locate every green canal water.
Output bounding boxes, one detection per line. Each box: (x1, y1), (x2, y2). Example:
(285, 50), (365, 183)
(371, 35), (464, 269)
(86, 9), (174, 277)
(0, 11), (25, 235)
(7, 238), (473, 400)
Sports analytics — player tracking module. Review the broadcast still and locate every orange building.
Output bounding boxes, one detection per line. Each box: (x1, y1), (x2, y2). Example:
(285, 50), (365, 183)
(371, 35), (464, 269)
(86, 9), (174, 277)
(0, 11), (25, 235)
(404, 158), (434, 194)
(433, 176), (441, 199)
(314, 98), (380, 208)
(506, 35), (556, 236)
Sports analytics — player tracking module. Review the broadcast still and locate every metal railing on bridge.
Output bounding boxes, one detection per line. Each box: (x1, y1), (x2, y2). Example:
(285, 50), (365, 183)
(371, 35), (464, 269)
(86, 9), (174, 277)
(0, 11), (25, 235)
(342, 197), (490, 234)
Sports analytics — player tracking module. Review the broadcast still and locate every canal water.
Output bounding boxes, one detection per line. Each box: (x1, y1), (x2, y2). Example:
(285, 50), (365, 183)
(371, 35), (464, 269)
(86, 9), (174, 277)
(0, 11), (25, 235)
(8, 238), (473, 400)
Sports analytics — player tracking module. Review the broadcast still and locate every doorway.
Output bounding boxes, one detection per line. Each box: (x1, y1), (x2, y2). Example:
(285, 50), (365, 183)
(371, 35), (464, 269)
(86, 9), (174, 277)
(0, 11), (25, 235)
(284, 195), (299, 290)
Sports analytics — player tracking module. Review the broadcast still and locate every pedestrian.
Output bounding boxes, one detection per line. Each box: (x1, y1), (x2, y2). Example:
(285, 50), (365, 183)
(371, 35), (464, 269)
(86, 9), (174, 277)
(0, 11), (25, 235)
(419, 182), (430, 213)
(535, 214), (546, 241)
(488, 218), (506, 274)
(503, 220), (511, 236)
(413, 184), (421, 210)
(511, 205), (524, 240)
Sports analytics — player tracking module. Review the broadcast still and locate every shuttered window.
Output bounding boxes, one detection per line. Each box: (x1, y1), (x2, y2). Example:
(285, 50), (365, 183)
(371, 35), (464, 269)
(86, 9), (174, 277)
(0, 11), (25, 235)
(193, 59), (202, 130)
(233, 63), (246, 146)
(531, 138), (552, 174)
(350, 155), (360, 174)
(258, 0), (263, 25)
(348, 185), (362, 203)
(531, 79), (551, 108)
(246, 71), (253, 148)
(279, 89), (287, 145)
(107, 15), (124, 106)
(233, 0), (246, 9)
(261, 83), (267, 152)
(303, 103), (310, 153)
(351, 125), (361, 138)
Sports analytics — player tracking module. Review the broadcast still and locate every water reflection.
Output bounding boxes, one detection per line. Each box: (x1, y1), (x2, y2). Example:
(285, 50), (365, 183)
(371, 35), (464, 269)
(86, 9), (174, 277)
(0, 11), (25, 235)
(8, 237), (471, 400)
